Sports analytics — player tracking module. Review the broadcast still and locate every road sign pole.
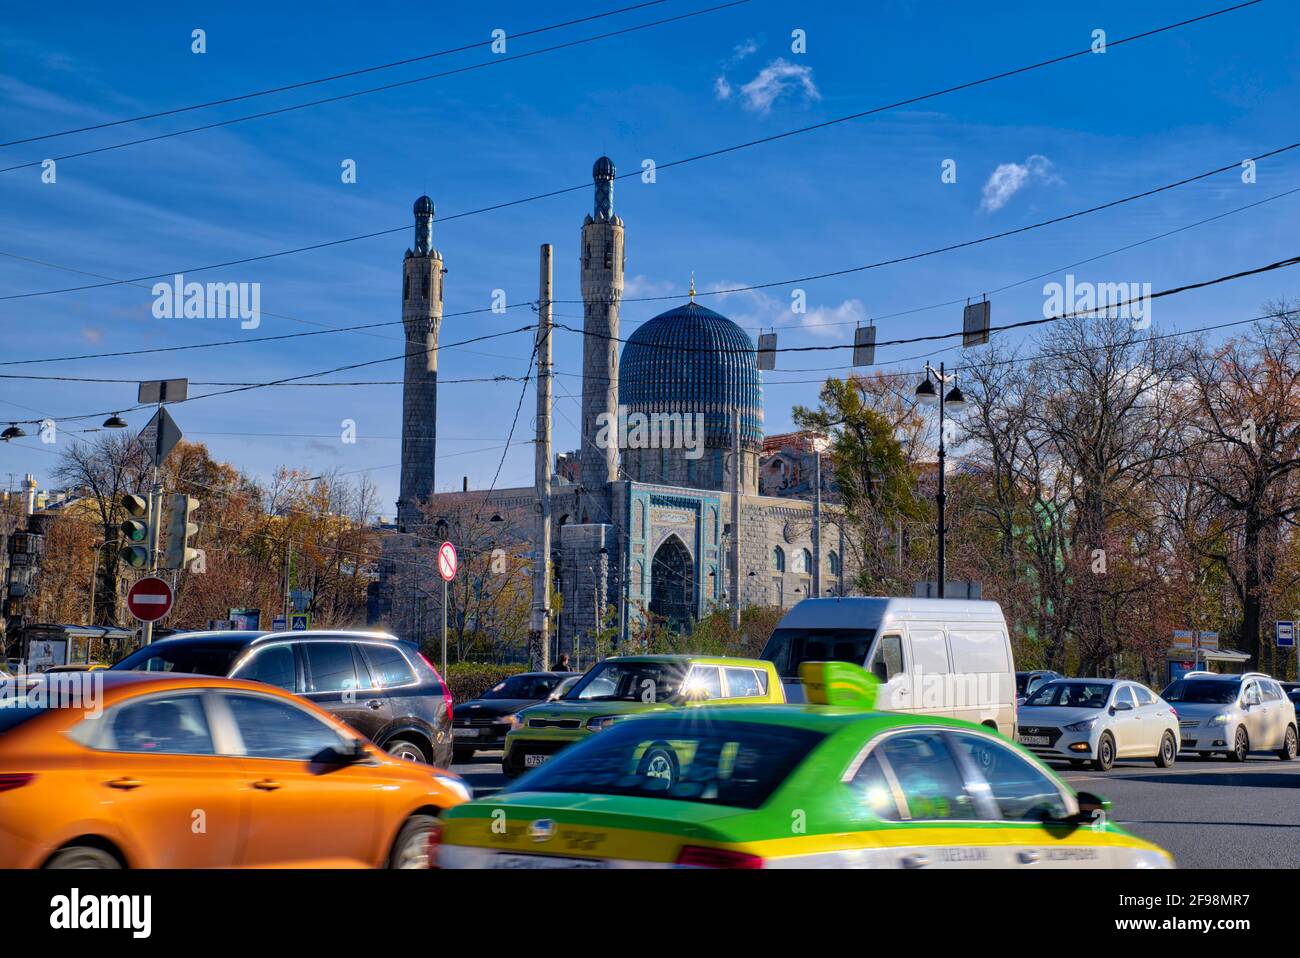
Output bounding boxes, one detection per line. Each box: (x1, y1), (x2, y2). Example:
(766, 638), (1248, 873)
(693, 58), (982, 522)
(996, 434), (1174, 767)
(441, 578), (448, 678)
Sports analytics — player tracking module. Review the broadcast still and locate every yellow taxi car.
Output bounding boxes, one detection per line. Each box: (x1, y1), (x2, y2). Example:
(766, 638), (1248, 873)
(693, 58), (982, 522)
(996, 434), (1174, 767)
(0, 672), (469, 868)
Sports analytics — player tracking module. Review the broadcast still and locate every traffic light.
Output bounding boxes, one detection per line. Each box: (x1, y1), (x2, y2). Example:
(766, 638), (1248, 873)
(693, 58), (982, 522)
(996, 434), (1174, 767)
(164, 494), (200, 570)
(119, 494), (151, 569)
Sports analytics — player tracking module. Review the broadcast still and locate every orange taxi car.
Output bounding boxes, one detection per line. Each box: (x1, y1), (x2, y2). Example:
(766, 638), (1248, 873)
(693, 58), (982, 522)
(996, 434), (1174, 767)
(0, 672), (469, 868)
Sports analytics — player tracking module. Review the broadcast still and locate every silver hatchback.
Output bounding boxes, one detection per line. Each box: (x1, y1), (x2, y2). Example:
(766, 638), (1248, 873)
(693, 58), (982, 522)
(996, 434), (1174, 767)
(1162, 672), (1298, 761)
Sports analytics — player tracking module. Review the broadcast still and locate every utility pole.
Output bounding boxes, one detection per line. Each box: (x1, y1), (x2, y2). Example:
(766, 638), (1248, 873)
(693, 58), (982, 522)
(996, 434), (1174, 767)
(730, 408), (741, 629)
(812, 442), (822, 598)
(529, 244), (554, 671)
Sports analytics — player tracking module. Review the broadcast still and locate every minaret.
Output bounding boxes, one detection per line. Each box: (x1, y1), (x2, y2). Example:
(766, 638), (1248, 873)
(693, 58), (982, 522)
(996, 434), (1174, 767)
(579, 156), (624, 514)
(397, 195), (444, 532)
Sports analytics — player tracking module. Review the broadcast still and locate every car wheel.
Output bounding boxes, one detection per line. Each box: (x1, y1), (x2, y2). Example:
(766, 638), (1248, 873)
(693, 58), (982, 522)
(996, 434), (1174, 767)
(385, 738), (429, 764)
(1228, 727), (1249, 762)
(637, 745), (679, 786)
(388, 814), (438, 869)
(1154, 731), (1177, 768)
(1092, 733), (1115, 771)
(452, 747), (476, 764)
(1276, 725), (1297, 761)
(45, 846), (121, 869)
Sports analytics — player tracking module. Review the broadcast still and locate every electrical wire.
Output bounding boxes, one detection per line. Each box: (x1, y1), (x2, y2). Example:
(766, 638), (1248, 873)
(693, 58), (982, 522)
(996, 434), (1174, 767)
(0, 1), (1263, 302)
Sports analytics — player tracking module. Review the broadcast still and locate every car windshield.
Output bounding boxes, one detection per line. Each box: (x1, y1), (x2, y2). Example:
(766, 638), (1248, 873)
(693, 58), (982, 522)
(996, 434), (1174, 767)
(567, 662), (688, 702)
(1161, 679), (1240, 704)
(1024, 682), (1112, 709)
(761, 628), (877, 678)
(509, 718), (826, 809)
(481, 675), (557, 700)
(110, 644), (241, 676)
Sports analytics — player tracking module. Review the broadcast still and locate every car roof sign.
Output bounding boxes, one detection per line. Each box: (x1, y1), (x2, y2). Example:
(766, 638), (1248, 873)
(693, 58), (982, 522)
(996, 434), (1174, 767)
(800, 661), (879, 708)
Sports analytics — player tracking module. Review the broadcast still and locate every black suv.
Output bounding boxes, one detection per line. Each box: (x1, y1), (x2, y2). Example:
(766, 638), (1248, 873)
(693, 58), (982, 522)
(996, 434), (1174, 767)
(452, 671), (579, 761)
(111, 630), (453, 766)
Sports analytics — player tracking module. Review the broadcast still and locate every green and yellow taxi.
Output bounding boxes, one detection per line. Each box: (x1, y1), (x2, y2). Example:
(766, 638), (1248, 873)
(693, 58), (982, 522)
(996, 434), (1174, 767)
(439, 662), (1173, 869)
(500, 654), (782, 778)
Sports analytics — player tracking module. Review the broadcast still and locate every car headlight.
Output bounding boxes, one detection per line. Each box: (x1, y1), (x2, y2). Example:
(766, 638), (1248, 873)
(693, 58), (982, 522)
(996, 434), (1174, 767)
(1207, 713), (1231, 727)
(1064, 718), (1098, 733)
(433, 774), (472, 803)
(586, 715), (623, 732)
(507, 713), (527, 731)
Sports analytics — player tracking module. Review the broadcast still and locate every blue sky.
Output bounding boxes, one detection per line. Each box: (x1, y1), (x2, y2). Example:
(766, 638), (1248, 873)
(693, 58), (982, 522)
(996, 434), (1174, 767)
(1, 0), (1297, 514)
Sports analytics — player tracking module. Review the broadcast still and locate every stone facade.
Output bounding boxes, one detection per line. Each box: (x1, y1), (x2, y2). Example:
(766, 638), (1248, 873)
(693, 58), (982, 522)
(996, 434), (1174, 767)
(372, 160), (855, 653)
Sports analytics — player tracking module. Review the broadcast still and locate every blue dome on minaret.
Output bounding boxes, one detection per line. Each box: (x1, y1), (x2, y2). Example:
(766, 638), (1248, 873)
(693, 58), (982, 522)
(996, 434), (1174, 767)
(620, 300), (763, 452)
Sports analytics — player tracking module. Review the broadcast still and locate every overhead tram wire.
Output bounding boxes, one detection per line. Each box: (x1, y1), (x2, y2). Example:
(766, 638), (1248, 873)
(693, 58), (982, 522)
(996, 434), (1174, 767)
(0, 0), (751, 175)
(0, 0), (674, 148)
(0, 1), (1265, 302)
(5, 251), (1298, 425)
(4, 140), (1295, 329)
(6, 172), (1298, 373)
(553, 252), (1300, 356)
(0, 302), (536, 367)
(3, 324), (537, 425)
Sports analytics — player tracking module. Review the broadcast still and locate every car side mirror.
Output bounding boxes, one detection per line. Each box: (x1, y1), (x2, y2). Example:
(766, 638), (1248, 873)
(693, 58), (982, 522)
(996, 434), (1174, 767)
(1112, 701), (1132, 712)
(1075, 790), (1111, 821)
(323, 739), (369, 764)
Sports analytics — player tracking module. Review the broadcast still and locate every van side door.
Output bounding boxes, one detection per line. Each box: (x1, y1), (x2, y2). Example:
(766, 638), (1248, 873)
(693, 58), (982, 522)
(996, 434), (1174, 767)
(906, 627), (952, 719)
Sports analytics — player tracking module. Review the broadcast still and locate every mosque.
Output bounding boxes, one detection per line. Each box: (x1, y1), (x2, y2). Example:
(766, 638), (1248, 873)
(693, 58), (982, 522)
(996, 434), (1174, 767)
(370, 158), (848, 658)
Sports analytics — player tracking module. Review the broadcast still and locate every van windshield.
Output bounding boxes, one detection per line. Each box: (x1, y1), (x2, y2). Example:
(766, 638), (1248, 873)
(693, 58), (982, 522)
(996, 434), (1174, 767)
(761, 628), (876, 678)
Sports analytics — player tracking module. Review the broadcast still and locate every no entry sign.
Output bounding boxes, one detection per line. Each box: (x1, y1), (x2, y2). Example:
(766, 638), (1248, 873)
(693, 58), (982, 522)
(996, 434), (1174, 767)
(127, 577), (174, 622)
(437, 541), (458, 582)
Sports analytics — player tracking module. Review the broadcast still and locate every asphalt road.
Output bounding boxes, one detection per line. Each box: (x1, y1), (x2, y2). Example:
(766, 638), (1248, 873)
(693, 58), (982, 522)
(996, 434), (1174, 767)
(1057, 754), (1300, 869)
(451, 749), (1300, 869)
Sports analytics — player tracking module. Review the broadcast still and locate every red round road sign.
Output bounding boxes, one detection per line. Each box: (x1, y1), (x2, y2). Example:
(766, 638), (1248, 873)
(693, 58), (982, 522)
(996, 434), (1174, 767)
(126, 576), (174, 622)
(437, 541), (458, 582)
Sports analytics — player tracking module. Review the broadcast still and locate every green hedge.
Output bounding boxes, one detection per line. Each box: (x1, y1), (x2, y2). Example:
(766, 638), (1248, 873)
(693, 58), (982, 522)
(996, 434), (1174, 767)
(444, 662), (529, 704)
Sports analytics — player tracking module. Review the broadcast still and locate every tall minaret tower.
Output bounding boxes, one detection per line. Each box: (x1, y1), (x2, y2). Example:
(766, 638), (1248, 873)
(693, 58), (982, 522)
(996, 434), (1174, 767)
(397, 195), (444, 532)
(579, 156), (624, 517)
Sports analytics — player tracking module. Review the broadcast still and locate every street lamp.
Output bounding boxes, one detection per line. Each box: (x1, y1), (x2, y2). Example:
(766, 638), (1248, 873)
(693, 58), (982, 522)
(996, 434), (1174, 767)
(102, 414), (128, 429)
(914, 361), (966, 599)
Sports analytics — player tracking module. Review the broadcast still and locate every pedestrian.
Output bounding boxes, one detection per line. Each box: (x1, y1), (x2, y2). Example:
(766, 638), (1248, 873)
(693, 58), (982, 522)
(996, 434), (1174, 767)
(556, 653), (572, 672)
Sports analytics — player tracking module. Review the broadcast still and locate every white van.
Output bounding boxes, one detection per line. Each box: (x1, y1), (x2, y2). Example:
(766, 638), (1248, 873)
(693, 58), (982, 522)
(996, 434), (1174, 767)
(761, 597), (1018, 737)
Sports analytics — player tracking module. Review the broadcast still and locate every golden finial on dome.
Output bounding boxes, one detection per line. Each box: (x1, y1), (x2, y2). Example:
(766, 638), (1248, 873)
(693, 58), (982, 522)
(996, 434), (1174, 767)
(689, 272), (696, 303)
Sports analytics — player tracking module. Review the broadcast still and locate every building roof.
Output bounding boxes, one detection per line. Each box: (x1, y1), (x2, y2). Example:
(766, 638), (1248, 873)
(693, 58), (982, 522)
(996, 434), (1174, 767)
(620, 302), (762, 448)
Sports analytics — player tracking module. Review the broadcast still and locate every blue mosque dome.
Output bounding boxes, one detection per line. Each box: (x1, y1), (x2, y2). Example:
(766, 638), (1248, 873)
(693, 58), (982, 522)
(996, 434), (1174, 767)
(620, 301), (763, 450)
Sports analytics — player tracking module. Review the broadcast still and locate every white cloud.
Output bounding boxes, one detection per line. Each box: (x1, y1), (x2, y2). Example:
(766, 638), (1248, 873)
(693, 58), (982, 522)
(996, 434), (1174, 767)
(737, 58), (820, 114)
(714, 75), (733, 101)
(980, 154), (1061, 212)
(800, 298), (868, 338)
(728, 38), (760, 65)
(623, 274), (677, 299)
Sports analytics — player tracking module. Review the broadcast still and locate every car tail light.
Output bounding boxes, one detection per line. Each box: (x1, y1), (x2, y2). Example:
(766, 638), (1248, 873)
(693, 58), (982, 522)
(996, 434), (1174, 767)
(426, 821), (443, 869)
(418, 652), (454, 722)
(675, 845), (764, 869)
(0, 773), (36, 793)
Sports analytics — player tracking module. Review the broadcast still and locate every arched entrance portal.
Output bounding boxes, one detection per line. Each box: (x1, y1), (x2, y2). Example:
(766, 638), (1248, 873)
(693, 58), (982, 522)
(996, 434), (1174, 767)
(650, 535), (694, 633)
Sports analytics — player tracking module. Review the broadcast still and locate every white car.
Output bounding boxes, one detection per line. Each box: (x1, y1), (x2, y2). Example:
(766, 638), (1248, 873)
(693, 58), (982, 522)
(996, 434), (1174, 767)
(1016, 679), (1179, 771)
(1162, 672), (1298, 762)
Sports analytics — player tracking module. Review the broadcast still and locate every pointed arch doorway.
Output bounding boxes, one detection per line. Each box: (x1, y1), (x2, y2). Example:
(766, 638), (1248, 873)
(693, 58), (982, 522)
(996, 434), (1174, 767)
(649, 534), (694, 633)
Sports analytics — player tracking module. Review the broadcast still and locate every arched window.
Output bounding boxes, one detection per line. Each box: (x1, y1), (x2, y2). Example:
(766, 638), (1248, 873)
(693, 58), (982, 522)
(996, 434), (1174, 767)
(772, 546), (785, 572)
(828, 550), (841, 575)
(799, 549), (813, 574)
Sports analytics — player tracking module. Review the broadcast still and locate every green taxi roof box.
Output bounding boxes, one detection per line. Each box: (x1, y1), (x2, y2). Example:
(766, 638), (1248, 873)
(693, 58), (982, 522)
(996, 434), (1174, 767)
(799, 661), (880, 709)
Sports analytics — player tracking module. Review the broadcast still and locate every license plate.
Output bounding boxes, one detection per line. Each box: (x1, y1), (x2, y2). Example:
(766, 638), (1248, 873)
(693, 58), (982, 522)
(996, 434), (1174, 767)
(452, 727), (479, 738)
(524, 754), (549, 767)
(493, 854), (607, 869)
(1019, 735), (1050, 746)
